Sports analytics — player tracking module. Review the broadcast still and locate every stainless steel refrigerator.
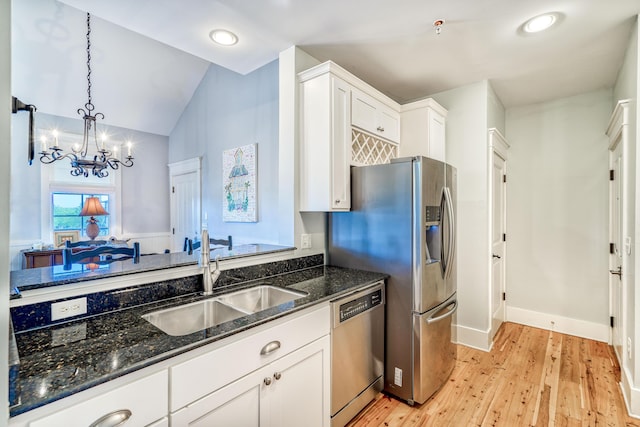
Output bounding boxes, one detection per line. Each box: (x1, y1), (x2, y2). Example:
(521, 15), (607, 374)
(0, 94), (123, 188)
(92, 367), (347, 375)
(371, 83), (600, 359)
(328, 156), (457, 405)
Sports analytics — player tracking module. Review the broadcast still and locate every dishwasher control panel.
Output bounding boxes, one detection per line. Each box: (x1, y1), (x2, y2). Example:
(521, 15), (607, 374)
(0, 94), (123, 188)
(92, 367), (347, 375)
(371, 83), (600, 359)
(339, 288), (383, 323)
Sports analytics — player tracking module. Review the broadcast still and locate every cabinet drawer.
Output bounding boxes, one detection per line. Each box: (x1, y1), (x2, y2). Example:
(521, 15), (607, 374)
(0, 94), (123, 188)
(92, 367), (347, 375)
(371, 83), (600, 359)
(170, 304), (330, 411)
(30, 370), (168, 427)
(351, 89), (400, 143)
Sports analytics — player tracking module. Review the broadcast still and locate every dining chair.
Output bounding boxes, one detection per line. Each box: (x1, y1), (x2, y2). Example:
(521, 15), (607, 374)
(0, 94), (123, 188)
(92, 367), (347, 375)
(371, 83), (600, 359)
(185, 236), (232, 254)
(62, 242), (141, 270)
(65, 240), (108, 248)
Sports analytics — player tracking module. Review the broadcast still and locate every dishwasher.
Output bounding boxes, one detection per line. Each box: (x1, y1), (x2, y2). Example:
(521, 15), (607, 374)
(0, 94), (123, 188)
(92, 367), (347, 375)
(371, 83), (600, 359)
(331, 281), (385, 427)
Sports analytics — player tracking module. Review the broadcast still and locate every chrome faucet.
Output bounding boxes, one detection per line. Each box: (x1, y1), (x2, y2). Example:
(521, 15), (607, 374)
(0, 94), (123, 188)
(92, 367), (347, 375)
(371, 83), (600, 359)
(200, 229), (221, 295)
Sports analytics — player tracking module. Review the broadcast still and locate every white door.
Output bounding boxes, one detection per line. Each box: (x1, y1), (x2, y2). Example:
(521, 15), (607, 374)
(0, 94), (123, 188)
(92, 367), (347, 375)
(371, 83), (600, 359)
(169, 158), (201, 252)
(609, 134), (623, 360)
(488, 129), (509, 341)
(491, 151), (507, 338)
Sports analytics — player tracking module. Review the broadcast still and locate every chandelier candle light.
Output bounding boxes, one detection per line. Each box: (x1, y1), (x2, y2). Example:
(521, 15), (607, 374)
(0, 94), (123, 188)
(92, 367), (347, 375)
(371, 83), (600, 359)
(38, 13), (134, 178)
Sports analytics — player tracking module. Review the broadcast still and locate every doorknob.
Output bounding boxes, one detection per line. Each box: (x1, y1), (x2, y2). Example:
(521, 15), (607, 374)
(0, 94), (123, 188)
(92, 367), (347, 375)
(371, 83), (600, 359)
(610, 266), (622, 278)
(492, 254), (501, 259)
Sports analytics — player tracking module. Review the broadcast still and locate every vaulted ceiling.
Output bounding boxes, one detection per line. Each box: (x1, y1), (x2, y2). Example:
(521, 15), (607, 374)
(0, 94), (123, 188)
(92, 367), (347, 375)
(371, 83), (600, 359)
(12, 0), (640, 136)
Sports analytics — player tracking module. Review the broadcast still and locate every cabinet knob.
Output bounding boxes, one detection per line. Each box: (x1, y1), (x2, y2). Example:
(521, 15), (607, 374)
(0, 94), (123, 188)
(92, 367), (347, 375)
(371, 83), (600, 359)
(264, 377), (272, 386)
(376, 126), (385, 132)
(274, 372), (282, 380)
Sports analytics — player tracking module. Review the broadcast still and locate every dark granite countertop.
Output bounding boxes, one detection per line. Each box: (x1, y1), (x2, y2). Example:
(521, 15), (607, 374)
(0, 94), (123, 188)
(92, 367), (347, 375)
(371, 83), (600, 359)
(9, 265), (386, 417)
(11, 244), (295, 292)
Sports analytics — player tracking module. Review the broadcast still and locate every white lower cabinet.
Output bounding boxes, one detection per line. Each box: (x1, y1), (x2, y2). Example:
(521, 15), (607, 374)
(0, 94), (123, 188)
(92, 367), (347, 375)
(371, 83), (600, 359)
(10, 305), (330, 427)
(171, 336), (330, 427)
(28, 370), (168, 427)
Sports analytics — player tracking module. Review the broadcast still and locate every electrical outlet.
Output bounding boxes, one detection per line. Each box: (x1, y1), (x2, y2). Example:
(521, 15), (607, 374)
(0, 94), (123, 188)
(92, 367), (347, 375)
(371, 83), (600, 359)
(628, 337), (633, 360)
(301, 234), (311, 249)
(51, 297), (88, 321)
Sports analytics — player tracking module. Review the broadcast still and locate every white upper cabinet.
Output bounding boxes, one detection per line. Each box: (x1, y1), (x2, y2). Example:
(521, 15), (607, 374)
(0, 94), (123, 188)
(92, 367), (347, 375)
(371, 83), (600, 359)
(298, 61), (401, 212)
(351, 88), (400, 143)
(400, 98), (447, 162)
(299, 70), (351, 211)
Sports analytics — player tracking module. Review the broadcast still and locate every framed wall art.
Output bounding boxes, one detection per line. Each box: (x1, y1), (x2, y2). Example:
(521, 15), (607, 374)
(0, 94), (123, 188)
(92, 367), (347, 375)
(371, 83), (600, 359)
(54, 230), (79, 247)
(222, 143), (257, 222)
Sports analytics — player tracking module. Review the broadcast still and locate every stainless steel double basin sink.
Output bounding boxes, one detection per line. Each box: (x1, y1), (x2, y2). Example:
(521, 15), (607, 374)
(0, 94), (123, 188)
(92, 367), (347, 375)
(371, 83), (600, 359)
(142, 285), (308, 336)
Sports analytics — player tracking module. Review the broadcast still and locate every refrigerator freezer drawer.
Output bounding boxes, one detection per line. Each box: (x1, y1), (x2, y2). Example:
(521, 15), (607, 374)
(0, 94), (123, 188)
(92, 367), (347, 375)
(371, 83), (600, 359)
(412, 293), (457, 404)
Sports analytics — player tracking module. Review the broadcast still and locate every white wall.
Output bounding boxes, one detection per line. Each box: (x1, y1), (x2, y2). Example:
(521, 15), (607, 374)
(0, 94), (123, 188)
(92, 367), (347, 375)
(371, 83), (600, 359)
(505, 90), (612, 336)
(278, 47), (325, 250)
(1, 0), (10, 421)
(613, 16), (640, 415)
(430, 81), (493, 350)
(169, 60), (281, 245)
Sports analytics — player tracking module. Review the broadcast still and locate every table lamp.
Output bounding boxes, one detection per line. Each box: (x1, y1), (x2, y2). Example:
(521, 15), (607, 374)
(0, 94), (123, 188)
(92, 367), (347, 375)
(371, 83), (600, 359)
(79, 197), (109, 240)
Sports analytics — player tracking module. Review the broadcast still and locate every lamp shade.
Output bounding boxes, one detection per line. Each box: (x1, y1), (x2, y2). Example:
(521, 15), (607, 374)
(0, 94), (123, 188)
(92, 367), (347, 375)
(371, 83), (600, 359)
(79, 197), (109, 217)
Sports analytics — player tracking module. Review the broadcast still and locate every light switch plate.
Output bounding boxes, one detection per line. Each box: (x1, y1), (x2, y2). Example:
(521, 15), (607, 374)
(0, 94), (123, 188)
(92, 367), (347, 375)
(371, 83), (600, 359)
(51, 297), (88, 321)
(301, 234), (311, 249)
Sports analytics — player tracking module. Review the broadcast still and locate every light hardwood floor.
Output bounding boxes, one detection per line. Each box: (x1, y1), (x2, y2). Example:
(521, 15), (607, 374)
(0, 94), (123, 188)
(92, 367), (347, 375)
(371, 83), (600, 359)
(348, 322), (640, 426)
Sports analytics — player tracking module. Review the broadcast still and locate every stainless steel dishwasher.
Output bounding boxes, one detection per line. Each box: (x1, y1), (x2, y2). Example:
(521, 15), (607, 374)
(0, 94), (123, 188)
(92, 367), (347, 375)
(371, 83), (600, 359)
(331, 281), (385, 427)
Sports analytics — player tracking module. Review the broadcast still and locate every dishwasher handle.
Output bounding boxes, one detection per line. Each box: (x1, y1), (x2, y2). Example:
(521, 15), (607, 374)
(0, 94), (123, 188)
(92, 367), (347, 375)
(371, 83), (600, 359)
(426, 300), (457, 324)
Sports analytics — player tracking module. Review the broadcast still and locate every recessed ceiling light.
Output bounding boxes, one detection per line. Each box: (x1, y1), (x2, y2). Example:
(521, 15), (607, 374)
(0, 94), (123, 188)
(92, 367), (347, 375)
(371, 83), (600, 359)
(209, 29), (238, 46)
(522, 13), (558, 33)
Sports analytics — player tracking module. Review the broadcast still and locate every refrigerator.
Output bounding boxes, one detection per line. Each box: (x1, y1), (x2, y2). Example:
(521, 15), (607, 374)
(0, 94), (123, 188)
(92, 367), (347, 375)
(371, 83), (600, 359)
(328, 156), (457, 405)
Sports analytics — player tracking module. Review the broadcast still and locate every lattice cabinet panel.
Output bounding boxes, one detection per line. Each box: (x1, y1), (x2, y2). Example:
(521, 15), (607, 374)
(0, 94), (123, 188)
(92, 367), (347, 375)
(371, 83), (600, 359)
(351, 129), (398, 166)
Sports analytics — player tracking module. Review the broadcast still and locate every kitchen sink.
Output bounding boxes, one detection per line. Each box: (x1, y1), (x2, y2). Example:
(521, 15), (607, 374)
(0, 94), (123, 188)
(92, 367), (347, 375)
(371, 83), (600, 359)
(142, 285), (308, 336)
(142, 299), (249, 336)
(215, 285), (308, 313)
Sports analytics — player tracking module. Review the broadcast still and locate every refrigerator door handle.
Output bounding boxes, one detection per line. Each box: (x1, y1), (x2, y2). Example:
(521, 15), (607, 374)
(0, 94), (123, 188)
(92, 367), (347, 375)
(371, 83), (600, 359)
(426, 300), (458, 324)
(444, 186), (456, 280)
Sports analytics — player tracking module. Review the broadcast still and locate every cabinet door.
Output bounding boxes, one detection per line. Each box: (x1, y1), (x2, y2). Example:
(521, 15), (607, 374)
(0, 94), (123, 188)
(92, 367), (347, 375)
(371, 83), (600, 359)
(351, 90), (378, 134)
(330, 77), (351, 210)
(170, 367), (264, 427)
(427, 109), (446, 162)
(351, 89), (400, 143)
(265, 335), (331, 427)
(300, 72), (351, 212)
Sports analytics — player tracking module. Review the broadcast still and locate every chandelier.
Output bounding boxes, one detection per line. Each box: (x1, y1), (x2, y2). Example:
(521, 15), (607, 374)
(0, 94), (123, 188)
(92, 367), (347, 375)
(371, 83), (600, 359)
(38, 13), (133, 178)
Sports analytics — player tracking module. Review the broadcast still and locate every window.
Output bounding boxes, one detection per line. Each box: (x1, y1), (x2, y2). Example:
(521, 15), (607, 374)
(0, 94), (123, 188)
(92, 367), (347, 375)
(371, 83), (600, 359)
(52, 193), (110, 237)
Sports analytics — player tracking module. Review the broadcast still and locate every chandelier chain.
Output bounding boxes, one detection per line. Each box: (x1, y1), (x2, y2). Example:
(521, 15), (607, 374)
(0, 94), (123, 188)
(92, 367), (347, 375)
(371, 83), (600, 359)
(37, 12), (134, 178)
(85, 12), (93, 112)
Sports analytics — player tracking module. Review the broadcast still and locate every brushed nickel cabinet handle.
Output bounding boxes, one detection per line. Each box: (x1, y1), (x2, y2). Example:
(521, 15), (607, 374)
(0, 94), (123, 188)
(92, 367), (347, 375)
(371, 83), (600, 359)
(376, 126), (384, 132)
(264, 377), (272, 386)
(89, 409), (132, 427)
(274, 372), (282, 380)
(260, 340), (281, 355)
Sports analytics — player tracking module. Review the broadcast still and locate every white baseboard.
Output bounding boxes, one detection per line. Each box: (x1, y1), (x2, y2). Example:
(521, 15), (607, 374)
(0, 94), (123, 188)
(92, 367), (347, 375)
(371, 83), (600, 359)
(506, 305), (609, 343)
(455, 324), (492, 352)
(620, 365), (640, 419)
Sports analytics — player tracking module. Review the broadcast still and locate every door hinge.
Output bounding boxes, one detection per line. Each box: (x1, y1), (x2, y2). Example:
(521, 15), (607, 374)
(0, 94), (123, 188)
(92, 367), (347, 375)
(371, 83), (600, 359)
(610, 316), (615, 328)
(503, 233), (506, 242)
(172, 228), (175, 235)
(503, 174), (507, 183)
(172, 186), (175, 193)
(610, 170), (615, 181)
(502, 292), (506, 301)
(610, 243), (615, 254)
